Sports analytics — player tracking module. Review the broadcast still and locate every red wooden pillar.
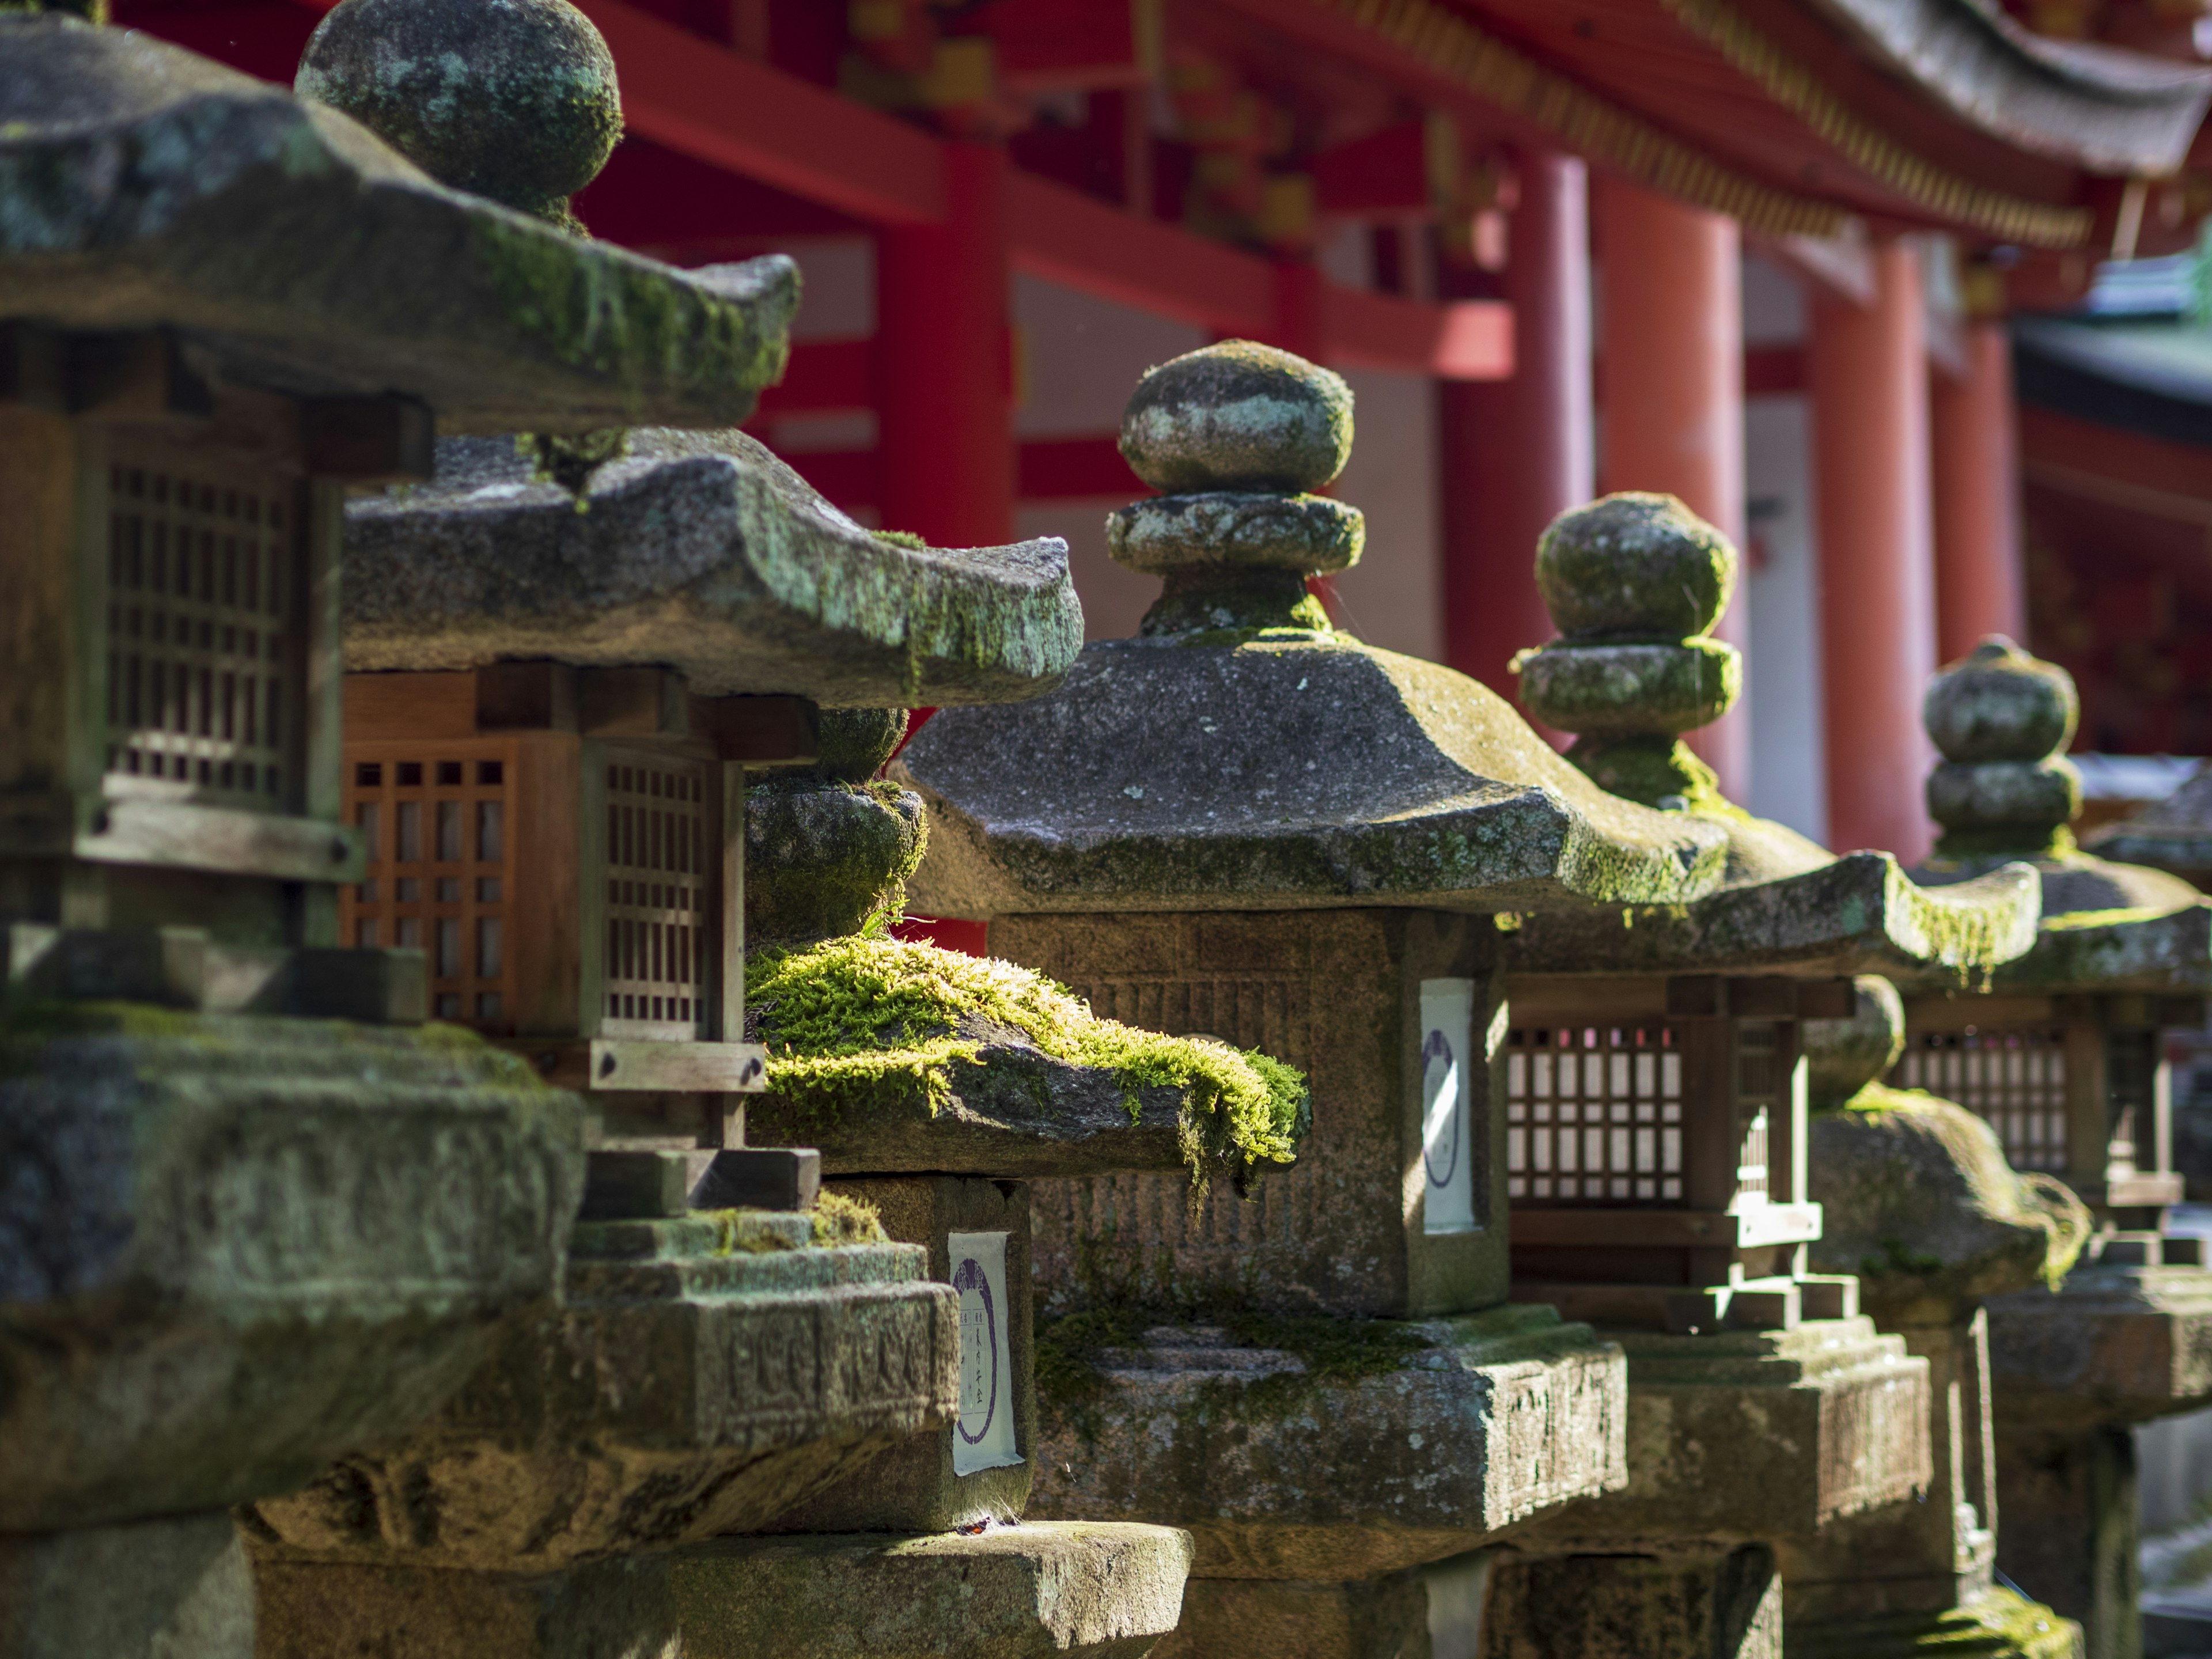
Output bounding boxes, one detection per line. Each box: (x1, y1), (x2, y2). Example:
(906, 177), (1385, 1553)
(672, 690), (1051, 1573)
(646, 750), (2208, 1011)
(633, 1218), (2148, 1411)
(1931, 322), (2026, 664)
(1593, 177), (1750, 801)
(875, 142), (1015, 548)
(1809, 243), (1938, 861)
(1438, 150), (1593, 699)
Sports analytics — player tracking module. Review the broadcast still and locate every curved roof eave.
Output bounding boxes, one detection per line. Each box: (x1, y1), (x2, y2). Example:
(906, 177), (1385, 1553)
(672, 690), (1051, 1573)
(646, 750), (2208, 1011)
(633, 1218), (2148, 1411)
(1802, 0), (2212, 176)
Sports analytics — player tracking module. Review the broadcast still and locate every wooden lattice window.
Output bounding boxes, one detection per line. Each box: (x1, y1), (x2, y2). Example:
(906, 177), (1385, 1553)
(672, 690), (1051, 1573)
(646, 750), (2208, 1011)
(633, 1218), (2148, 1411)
(600, 754), (710, 1040)
(1895, 1028), (2068, 1172)
(1506, 1024), (1685, 1205)
(343, 748), (517, 1027)
(103, 442), (304, 809)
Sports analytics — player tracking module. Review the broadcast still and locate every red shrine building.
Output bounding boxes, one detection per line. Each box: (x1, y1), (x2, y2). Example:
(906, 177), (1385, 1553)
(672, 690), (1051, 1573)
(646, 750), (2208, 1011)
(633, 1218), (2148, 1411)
(120, 0), (2212, 865)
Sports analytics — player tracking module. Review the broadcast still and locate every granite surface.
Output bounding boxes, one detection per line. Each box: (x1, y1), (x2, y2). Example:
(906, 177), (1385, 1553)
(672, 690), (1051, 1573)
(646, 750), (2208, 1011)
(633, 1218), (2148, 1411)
(899, 633), (1732, 915)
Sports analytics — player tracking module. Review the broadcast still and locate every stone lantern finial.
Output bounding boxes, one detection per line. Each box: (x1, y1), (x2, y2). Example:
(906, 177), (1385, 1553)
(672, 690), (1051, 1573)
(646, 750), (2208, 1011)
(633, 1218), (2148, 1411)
(1922, 634), (2082, 863)
(1798, 975), (1908, 1111)
(1511, 491), (1743, 813)
(297, 0), (623, 231)
(1111, 340), (1362, 638)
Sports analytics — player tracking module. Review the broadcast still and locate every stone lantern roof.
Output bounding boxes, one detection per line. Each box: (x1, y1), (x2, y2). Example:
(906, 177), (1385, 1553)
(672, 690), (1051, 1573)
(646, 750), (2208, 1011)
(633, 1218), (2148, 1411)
(1499, 497), (2044, 983)
(2085, 765), (2212, 898)
(0, 16), (790, 434)
(1906, 636), (2211, 994)
(901, 343), (1733, 918)
(340, 432), (1082, 709)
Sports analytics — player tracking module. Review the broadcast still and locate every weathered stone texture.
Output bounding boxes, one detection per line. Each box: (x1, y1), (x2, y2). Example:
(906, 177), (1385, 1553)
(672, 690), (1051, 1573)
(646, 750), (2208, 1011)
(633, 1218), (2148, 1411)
(0, 1512), (253, 1659)
(0, 1009), (585, 1532)
(0, 19), (793, 433)
(342, 433), (1081, 706)
(1987, 1266), (2212, 1427)
(898, 636), (1730, 918)
(248, 1218), (957, 1568)
(256, 1524), (1193, 1659)
(1005, 909), (1501, 1319)
(769, 1177), (1036, 1533)
(1514, 1319), (1930, 1546)
(1479, 1547), (1781, 1659)
(1502, 855), (2041, 982)
(1809, 1090), (2090, 1325)
(1029, 1308), (1626, 1581)
(1118, 342), (1352, 496)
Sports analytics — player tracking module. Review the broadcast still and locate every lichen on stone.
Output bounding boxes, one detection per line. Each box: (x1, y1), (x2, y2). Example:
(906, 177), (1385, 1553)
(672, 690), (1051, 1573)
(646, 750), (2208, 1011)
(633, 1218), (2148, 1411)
(745, 936), (1306, 1192)
(517, 427), (630, 502)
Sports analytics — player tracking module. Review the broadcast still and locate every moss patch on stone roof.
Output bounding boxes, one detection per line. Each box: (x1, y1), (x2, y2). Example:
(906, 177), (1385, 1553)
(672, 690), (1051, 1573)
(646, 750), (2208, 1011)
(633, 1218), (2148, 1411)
(746, 936), (1307, 1192)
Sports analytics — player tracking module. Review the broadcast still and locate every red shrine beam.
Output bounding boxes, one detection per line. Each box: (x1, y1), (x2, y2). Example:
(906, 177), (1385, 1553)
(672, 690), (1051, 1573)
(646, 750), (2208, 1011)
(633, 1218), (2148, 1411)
(274, 0), (1511, 380)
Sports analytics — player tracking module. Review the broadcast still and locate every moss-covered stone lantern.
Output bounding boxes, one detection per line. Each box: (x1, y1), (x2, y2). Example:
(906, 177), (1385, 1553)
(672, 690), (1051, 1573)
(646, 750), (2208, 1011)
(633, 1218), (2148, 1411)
(1492, 494), (2049, 1657)
(1790, 978), (2086, 1658)
(1890, 636), (2212, 1659)
(242, 3), (1213, 1652)
(0, 9), (801, 1654)
(896, 343), (1767, 1655)
(1899, 637), (2211, 1248)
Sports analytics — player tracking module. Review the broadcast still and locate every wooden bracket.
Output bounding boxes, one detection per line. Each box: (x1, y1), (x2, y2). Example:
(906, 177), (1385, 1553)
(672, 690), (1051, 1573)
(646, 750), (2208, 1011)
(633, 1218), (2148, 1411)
(304, 395), (434, 482)
(693, 694), (821, 765)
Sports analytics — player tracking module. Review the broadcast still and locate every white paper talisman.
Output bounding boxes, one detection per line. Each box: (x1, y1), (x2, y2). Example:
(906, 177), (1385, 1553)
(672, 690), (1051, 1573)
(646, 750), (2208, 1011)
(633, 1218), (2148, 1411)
(947, 1229), (1021, 1474)
(1421, 979), (1478, 1233)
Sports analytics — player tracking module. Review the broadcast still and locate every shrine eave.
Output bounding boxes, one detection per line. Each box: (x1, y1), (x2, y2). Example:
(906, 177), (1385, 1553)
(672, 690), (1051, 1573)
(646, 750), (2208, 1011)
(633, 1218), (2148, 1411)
(1212, 0), (2212, 249)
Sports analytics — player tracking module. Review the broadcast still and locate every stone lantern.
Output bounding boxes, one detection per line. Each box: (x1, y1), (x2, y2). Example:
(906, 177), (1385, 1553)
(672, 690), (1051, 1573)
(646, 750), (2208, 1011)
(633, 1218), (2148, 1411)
(1490, 493), (2044, 1654)
(1892, 637), (2212, 1659)
(1899, 637), (2210, 1249)
(1797, 977), (2085, 1658)
(898, 343), (1757, 1654)
(238, 3), (1214, 1651)
(0, 11), (794, 1656)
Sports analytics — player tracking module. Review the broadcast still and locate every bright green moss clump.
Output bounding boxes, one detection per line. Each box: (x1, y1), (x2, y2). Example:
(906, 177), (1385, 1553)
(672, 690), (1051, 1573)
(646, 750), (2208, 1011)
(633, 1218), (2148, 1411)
(747, 935), (1307, 1191)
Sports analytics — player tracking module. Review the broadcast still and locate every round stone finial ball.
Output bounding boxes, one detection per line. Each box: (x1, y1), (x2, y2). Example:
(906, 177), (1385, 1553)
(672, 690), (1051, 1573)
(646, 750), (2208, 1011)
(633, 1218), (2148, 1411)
(816, 708), (910, 783)
(1800, 976), (1906, 1109)
(298, 0), (622, 219)
(1535, 493), (1738, 641)
(1120, 341), (1354, 495)
(1923, 636), (2077, 765)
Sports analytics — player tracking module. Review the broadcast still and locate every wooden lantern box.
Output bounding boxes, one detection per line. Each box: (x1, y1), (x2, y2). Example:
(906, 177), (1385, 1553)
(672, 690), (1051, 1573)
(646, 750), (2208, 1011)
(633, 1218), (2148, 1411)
(2, 325), (434, 1018)
(1895, 991), (2208, 1252)
(342, 662), (812, 1137)
(1507, 973), (1861, 1332)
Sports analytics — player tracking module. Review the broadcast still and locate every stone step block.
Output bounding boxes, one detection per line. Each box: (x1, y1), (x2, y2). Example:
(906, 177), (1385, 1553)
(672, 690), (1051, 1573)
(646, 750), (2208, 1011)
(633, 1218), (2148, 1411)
(248, 1237), (958, 1570)
(252, 1522), (1194, 1659)
(1513, 1317), (1931, 1547)
(1027, 1304), (1626, 1580)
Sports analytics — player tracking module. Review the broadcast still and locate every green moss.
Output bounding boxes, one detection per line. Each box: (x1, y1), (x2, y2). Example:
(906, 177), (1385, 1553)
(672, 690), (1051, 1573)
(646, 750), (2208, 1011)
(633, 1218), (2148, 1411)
(1843, 1084), (2092, 1289)
(1934, 825), (2075, 862)
(1563, 732), (1741, 816)
(517, 427), (630, 502)
(872, 529), (928, 551)
(1139, 569), (1332, 640)
(745, 778), (926, 946)
(471, 211), (792, 423)
(810, 1188), (886, 1246)
(745, 936), (1307, 1194)
(1788, 1589), (2075, 1657)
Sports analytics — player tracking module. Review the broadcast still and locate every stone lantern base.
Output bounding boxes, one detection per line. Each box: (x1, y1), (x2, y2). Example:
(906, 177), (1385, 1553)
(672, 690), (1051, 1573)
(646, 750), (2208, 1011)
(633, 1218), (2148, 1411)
(254, 1522), (1194, 1659)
